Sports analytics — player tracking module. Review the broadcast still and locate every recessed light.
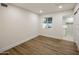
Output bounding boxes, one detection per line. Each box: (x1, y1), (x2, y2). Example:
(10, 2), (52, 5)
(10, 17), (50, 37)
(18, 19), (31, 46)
(40, 10), (43, 13)
(58, 5), (62, 8)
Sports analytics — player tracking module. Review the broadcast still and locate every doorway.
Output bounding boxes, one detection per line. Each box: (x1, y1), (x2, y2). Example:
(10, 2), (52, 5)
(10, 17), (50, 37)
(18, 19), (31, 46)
(63, 15), (74, 42)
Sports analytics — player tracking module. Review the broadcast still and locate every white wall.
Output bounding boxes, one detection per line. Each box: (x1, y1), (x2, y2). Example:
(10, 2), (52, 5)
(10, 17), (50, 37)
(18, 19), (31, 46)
(0, 4), (39, 52)
(39, 10), (73, 40)
(74, 4), (79, 50)
(0, 4), (75, 53)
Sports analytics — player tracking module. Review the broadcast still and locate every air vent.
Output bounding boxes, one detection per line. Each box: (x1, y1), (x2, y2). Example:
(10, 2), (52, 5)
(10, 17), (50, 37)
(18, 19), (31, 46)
(1, 3), (8, 7)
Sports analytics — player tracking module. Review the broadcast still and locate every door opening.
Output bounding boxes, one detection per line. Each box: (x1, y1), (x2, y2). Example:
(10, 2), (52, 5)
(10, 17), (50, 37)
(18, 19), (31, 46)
(63, 15), (74, 42)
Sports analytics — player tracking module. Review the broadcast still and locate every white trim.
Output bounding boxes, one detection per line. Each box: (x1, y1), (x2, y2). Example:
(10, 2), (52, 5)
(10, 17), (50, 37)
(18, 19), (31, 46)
(40, 34), (74, 42)
(0, 34), (39, 53)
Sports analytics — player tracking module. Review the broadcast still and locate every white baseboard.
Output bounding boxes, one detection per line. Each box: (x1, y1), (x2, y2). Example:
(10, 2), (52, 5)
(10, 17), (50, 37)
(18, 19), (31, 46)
(0, 34), (39, 53)
(40, 34), (74, 42)
(40, 34), (62, 40)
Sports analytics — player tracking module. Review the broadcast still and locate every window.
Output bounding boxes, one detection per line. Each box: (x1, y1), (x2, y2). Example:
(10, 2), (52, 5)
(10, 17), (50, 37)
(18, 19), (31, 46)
(43, 17), (53, 28)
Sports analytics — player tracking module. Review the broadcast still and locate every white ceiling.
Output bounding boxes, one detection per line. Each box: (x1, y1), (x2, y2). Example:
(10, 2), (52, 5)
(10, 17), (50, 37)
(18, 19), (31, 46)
(12, 3), (76, 15)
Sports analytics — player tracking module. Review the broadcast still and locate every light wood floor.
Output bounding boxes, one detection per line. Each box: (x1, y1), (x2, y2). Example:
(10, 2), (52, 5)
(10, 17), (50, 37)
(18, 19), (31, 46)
(4, 35), (79, 55)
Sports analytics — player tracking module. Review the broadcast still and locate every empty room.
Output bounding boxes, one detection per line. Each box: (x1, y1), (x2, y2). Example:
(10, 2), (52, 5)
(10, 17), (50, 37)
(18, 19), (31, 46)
(0, 3), (79, 55)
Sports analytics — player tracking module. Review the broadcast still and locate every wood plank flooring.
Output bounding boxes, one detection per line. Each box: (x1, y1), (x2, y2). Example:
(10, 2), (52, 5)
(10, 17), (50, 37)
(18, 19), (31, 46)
(3, 35), (79, 55)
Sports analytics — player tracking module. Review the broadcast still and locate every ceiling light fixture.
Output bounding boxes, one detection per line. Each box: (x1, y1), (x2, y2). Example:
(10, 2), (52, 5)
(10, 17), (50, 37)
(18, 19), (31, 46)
(40, 10), (43, 13)
(58, 5), (62, 8)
